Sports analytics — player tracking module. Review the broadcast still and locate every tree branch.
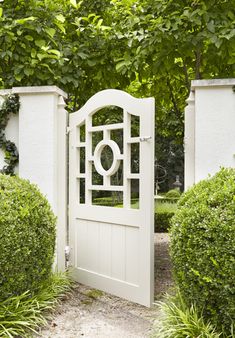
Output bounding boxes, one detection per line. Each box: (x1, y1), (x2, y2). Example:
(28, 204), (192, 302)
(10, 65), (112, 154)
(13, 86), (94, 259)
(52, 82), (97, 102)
(195, 48), (202, 80)
(166, 77), (180, 115)
(182, 60), (190, 94)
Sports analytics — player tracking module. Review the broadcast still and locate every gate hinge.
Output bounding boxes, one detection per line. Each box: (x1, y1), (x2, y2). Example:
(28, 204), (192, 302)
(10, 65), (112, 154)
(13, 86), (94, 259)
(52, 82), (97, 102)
(139, 136), (152, 142)
(66, 127), (72, 134)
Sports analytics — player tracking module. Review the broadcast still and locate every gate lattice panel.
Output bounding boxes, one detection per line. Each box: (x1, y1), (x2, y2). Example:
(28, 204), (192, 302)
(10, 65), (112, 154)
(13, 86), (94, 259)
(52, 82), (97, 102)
(69, 89), (155, 306)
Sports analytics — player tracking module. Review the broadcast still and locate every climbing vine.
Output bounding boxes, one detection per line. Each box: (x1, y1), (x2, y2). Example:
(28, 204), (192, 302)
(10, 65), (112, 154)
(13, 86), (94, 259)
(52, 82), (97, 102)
(0, 94), (20, 175)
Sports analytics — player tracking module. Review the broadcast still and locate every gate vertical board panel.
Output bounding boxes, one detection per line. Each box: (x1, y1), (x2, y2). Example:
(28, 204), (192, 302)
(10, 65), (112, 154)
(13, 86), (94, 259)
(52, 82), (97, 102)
(69, 89), (155, 306)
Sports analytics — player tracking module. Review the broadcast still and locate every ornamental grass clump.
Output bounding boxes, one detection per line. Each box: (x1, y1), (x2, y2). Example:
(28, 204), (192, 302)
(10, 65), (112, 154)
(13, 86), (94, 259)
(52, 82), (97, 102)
(0, 272), (71, 338)
(170, 168), (235, 335)
(0, 174), (56, 300)
(152, 292), (221, 338)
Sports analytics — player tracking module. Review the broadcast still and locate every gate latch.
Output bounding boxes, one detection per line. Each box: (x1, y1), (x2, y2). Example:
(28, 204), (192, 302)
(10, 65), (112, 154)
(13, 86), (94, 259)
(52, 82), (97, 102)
(66, 127), (72, 134)
(139, 136), (152, 142)
(65, 246), (70, 267)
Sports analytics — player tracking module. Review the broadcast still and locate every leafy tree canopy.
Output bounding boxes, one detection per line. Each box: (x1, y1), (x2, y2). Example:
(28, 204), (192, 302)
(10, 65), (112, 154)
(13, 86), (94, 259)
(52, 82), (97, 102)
(109, 0), (235, 140)
(0, 0), (234, 189)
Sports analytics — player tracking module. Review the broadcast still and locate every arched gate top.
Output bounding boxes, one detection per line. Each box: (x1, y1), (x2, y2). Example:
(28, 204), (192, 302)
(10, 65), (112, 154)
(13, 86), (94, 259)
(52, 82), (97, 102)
(70, 89), (154, 126)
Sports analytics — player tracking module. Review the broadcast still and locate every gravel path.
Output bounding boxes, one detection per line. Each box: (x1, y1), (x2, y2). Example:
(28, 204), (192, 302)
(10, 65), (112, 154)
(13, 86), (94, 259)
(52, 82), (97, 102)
(37, 233), (173, 338)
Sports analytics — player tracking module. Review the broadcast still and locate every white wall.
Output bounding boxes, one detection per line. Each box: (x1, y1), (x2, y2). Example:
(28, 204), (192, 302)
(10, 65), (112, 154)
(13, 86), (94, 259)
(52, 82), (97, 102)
(0, 86), (68, 271)
(185, 79), (235, 189)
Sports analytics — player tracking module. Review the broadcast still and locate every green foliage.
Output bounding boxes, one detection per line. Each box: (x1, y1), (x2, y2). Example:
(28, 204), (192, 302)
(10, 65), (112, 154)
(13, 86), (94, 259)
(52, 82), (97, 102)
(170, 168), (235, 334)
(155, 202), (177, 232)
(109, 0), (235, 189)
(0, 94), (20, 174)
(152, 292), (222, 338)
(111, 0), (235, 124)
(0, 0), (235, 189)
(0, 0), (65, 88)
(0, 0), (123, 109)
(165, 189), (181, 199)
(0, 272), (71, 338)
(0, 174), (56, 300)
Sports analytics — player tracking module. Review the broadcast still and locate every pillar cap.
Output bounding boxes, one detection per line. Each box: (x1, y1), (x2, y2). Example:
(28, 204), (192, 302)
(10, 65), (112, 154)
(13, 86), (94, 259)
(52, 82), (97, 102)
(191, 78), (235, 89)
(0, 86), (67, 98)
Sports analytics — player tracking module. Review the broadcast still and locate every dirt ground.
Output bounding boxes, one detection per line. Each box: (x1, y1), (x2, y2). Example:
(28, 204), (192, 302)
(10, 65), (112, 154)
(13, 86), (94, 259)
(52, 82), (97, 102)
(37, 233), (173, 338)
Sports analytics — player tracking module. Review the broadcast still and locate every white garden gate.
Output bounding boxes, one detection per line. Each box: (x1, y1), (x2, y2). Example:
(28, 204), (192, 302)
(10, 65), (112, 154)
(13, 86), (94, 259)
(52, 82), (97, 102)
(69, 89), (155, 306)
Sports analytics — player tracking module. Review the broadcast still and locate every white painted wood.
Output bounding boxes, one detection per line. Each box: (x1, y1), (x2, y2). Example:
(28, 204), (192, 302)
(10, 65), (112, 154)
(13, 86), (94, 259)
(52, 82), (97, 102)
(73, 204), (140, 227)
(89, 123), (124, 132)
(98, 222), (112, 276)
(56, 96), (68, 271)
(123, 109), (131, 209)
(88, 185), (124, 191)
(125, 227), (139, 284)
(69, 89), (155, 306)
(127, 137), (141, 143)
(111, 224), (126, 280)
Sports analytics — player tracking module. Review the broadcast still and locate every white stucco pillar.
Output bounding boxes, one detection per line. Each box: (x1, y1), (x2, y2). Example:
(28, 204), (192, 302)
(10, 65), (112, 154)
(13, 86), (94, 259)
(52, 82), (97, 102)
(185, 78), (235, 189)
(184, 90), (195, 190)
(13, 86), (68, 271)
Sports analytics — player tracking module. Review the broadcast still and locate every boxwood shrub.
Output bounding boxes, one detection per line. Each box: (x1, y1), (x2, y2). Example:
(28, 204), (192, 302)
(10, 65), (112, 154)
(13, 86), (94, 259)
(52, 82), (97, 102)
(170, 168), (235, 334)
(0, 174), (56, 300)
(165, 189), (181, 199)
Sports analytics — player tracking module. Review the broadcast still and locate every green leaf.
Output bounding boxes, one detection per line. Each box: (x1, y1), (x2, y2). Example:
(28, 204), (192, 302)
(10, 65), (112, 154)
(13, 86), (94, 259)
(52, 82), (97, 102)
(207, 21), (215, 33)
(56, 14), (65, 23)
(70, 0), (77, 8)
(35, 39), (46, 48)
(25, 35), (34, 41)
(37, 53), (45, 61)
(24, 68), (34, 76)
(96, 19), (103, 28)
(77, 52), (88, 59)
(48, 49), (61, 57)
(15, 16), (36, 24)
(45, 28), (56, 38)
(15, 74), (23, 81)
(0, 8), (3, 18)
(116, 60), (131, 71)
(41, 46), (50, 51)
(55, 21), (66, 33)
(31, 49), (37, 58)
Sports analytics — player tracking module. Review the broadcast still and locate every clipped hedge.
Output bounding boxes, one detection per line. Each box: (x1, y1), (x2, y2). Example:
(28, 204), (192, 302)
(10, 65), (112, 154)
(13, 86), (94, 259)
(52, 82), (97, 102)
(170, 168), (235, 334)
(155, 202), (177, 232)
(93, 197), (139, 207)
(0, 174), (56, 300)
(155, 211), (175, 232)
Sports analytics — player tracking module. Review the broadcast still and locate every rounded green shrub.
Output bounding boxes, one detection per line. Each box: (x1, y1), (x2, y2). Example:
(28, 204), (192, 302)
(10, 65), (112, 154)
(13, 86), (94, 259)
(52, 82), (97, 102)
(170, 168), (235, 334)
(165, 189), (181, 199)
(0, 174), (56, 300)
